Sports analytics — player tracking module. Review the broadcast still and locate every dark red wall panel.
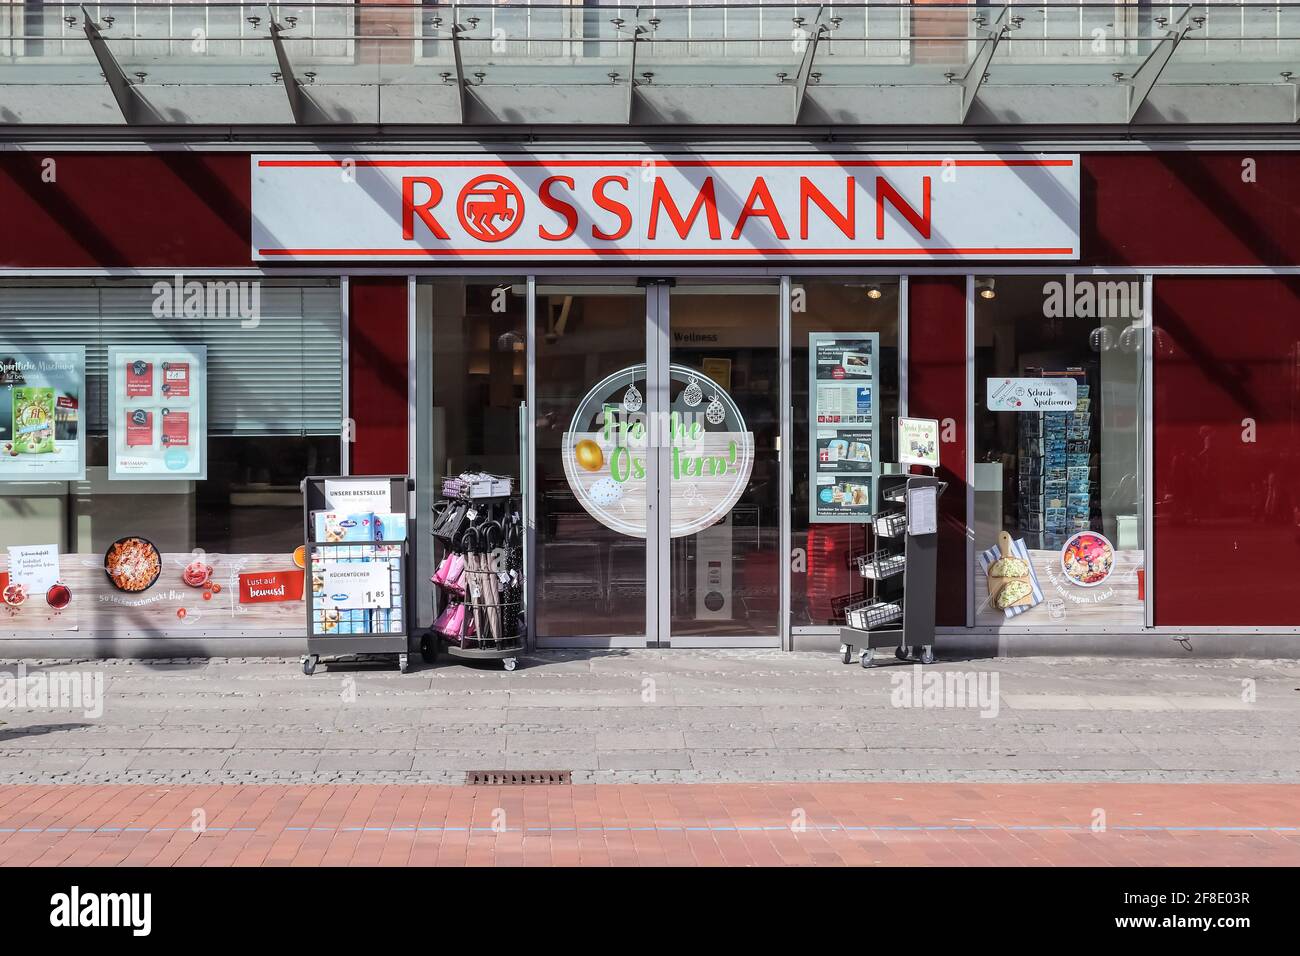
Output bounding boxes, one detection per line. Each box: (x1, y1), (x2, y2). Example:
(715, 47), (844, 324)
(0, 153), (251, 268)
(907, 275), (968, 627)
(348, 277), (409, 476)
(1081, 152), (1300, 267)
(1153, 276), (1300, 625)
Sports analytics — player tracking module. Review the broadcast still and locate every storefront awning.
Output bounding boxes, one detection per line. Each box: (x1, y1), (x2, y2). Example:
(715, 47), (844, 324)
(1, 1), (1297, 127)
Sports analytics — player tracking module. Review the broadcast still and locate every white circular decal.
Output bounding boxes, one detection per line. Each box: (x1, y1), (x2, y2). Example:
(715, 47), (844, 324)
(563, 364), (754, 539)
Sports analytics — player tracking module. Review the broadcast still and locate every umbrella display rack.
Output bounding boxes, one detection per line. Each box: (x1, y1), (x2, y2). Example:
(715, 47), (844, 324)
(429, 478), (525, 671)
(300, 474), (413, 676)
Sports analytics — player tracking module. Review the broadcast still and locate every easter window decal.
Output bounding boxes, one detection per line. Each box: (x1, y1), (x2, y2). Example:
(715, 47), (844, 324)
(563, 364), (755, 539)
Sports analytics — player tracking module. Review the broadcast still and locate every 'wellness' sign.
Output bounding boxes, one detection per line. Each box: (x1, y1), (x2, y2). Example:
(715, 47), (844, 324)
(251, 154), (1080, 262)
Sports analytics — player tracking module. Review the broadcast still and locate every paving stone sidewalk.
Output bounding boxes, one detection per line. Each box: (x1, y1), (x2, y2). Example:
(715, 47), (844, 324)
(1, 651), (1297, 785)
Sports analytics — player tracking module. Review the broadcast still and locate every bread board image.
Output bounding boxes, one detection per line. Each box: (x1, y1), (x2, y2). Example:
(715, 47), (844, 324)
(984, 530), (1037, 613)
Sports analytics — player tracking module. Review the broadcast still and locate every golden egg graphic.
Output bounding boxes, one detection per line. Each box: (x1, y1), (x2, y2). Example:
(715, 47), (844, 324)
(574, 439), (604, 472)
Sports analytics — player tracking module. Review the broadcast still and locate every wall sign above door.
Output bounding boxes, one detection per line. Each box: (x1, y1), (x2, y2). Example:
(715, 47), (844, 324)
(251, 154), (1080, 262)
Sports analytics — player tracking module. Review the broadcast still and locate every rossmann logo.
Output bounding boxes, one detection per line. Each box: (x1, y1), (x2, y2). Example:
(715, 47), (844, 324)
(399, 167), (933, 246)
(251, 154), (1081, 261)
(50, 886), (151, 936)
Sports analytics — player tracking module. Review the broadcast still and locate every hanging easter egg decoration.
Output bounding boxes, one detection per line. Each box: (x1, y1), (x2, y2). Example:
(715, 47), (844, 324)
(705, 395), (726, 425)
(622, 383), (643, 412)
(682, 377), (703, 407)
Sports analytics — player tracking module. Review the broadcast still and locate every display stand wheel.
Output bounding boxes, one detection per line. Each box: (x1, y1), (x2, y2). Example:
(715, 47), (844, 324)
(301, 654), (318, 676)
(398, 653), (410, 674)
(920, 646), (936, 665)
(859, 647), (874, 668)
(503, 657), (518, 672)
(420, 634), (437, 664)
(896, 647), (912, 662)
(840, 643), (853, 665)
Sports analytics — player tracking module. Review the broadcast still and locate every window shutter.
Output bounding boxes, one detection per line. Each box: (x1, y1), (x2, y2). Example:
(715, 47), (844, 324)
(0, 279), (342, 436)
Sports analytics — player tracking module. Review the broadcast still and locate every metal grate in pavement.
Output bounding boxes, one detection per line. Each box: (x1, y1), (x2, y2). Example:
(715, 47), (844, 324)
(465, 770), (571, 786)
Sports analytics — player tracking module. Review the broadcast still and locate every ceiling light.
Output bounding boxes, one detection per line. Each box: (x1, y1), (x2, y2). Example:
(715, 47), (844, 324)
(976, 278), (996, 300)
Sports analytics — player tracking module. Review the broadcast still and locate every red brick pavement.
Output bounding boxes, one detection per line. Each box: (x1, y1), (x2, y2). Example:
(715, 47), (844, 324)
(0, 783), (1297, 867)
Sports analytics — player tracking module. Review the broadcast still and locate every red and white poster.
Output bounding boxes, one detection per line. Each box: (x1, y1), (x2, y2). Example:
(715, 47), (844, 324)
(238, 569), (305, 604)
(161, 362), (191, 398)
(125, 360), (153, 397)
(161, 409), (190, 446)
(251, 153), (1081, 262)
(124, 409), (152, 447)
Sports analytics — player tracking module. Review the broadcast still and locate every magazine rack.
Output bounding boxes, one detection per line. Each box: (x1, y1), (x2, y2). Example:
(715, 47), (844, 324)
(300, 474), (412, 675)
(839, 473), (942, 668)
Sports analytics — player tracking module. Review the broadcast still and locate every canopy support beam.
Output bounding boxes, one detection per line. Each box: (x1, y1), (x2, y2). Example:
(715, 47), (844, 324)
(793, 6), (828, 124)
(450, 23), (469, 124)
(1127, 6), (1194, 122)
(961, 5), (1009, 122)
(268, 8), (307, 125)
(82, 5), (157, 124)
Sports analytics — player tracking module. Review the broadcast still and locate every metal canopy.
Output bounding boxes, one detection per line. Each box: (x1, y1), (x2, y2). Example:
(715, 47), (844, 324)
(2, 2), (1299, 127)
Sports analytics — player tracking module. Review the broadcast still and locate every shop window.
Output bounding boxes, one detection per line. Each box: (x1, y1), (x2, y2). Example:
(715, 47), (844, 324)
(791, 278), (900, 629)
(973, 275), (1146, 629)
(0, 278), (342, 637)
(413, 278), (526, 630)
(1153, 276), (1300, 626)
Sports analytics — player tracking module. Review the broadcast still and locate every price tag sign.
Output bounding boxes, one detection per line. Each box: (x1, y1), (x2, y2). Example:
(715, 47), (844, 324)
(317, 562), (393, 609)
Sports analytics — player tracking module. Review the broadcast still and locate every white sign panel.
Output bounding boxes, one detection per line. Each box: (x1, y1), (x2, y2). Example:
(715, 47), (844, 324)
(0, 346), (85, 481)
(108, 346), (207, 480)
(252, 154), (1081, 262)
(7, 544), (60, 592)
(987, 377), (1078, 412)
(898, 417), (941, 468)
(317, 562), (393, 610)
(324, 478), (393, 515)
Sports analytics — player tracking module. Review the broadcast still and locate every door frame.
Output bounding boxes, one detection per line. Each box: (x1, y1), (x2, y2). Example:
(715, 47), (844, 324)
(529, 276), (785, 649)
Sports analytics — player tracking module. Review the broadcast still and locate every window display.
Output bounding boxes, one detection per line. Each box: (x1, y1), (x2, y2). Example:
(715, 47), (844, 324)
(974, 275), (1145, 629)
(808, 332), (880, 522)
(0, 279), (342, 638)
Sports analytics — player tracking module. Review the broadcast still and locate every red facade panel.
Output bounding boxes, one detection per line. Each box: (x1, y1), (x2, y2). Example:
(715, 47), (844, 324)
(906, 275), (969, 627)
(347, 277), (410, 477)
(0, 152), (250, 268)
(1153, 276), (1300, 625)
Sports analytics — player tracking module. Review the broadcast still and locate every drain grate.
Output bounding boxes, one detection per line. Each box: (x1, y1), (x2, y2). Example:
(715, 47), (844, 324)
(465, 770), (571, 786)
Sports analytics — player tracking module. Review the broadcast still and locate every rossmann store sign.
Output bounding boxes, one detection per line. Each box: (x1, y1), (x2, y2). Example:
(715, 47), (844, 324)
(251, 154), (1080, 262)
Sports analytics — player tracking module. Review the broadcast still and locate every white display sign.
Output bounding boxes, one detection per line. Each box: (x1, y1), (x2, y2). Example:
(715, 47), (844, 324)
(987, 377), (1078, 412)
(252, 154), (1081, 262)
(324, 478), (392, 515)
(898, 417), (941, 468)
(8, 544), (60, 592)
(563, 364), (754, 539)
(0, 346), (86, 481)
(317, 562), (393, 610)
(108, 346), (207, 480)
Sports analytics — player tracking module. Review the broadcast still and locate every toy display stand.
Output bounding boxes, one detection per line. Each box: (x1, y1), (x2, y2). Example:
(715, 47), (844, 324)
(300, 474), (412, 675)
(428, 476), (525, 671)
(839, 472), (945, 668)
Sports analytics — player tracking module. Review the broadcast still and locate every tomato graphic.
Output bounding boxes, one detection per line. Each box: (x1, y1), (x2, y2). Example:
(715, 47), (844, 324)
(182, 560), (213, 588)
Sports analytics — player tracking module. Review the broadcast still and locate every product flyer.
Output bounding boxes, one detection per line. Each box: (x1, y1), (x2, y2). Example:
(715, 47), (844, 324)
(898, 417), (941, 468)
(107, 346), (207, 480)
(808, 332), (879, 522)
(0, 346), (86, 481)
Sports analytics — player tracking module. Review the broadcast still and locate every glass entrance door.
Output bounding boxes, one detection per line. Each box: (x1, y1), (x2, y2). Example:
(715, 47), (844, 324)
(664, 283), (782, 645)
(533, 279), (781, 647)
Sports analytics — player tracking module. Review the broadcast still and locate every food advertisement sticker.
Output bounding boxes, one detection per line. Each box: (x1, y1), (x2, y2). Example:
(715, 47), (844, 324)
(0, 346), (86, 482)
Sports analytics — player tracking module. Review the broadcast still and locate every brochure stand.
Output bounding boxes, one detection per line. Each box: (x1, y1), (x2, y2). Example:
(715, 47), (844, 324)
(300, 474), (412, 675)
(839, 473), (944, 668)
